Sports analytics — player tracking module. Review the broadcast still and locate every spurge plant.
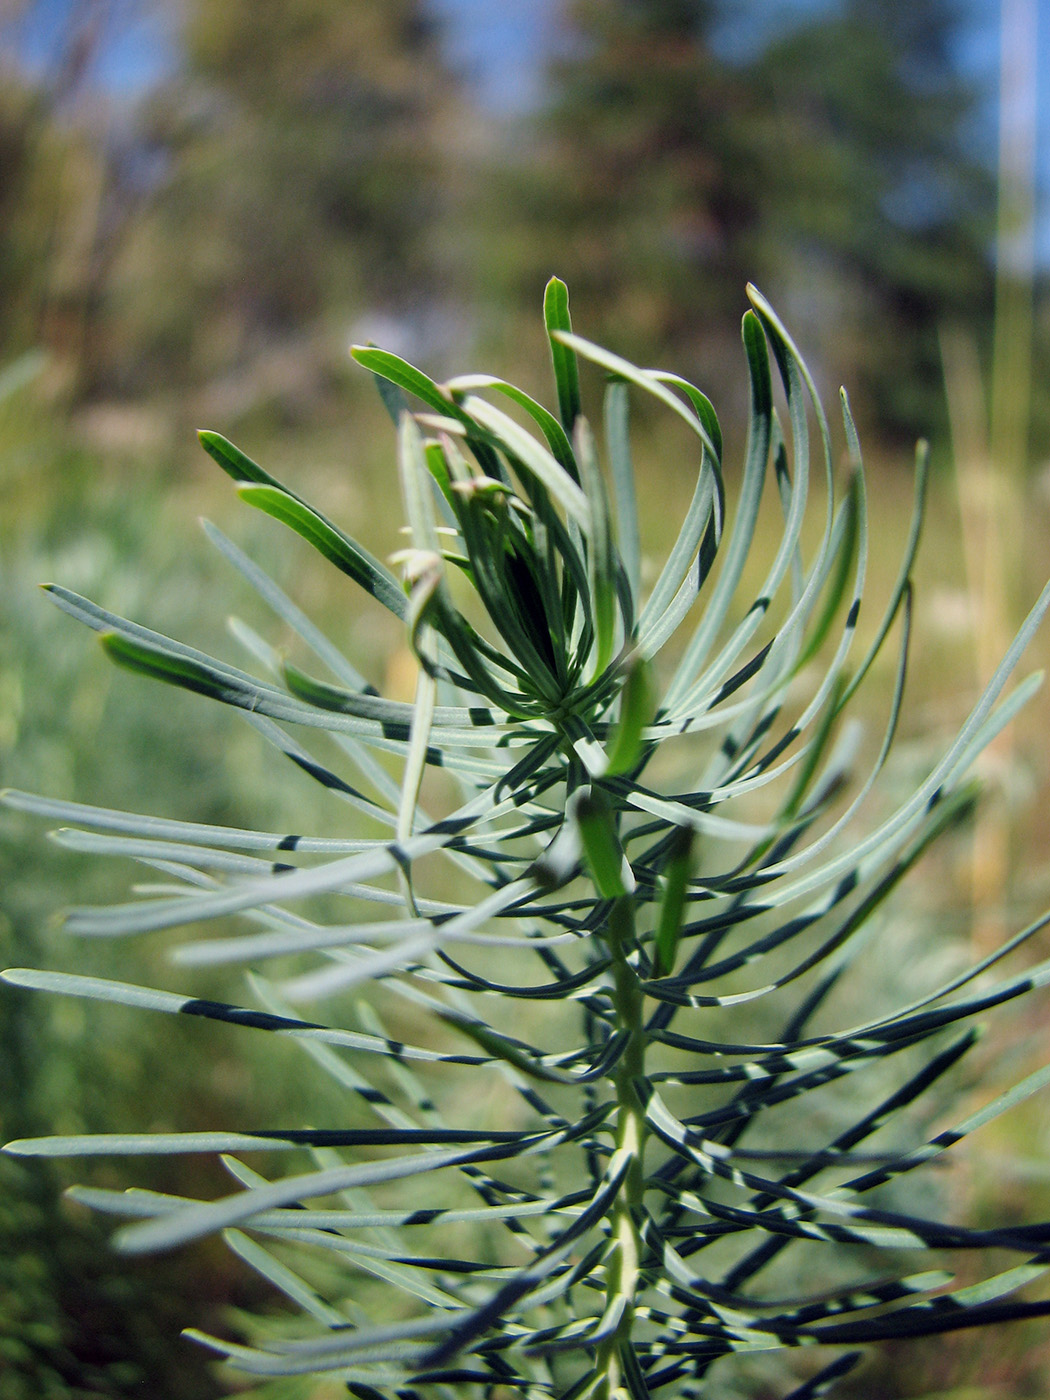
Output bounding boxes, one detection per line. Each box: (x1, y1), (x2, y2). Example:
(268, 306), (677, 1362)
(7, 281), (1050, 1399)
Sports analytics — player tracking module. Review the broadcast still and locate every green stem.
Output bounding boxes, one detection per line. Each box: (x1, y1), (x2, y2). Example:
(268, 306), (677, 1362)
(592, 893), (647, 1400)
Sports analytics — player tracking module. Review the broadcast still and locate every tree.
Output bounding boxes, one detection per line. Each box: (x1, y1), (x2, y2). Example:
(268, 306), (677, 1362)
(497, 0), (995, 439)
(95, 0), (466, 407)
(748, 0), (996, 438)
(484, 0), (761, 391)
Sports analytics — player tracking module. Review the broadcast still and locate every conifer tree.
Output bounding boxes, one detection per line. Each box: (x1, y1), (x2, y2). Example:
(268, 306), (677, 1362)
(501, 0), (994, 437)
(749, 0), (995, 436)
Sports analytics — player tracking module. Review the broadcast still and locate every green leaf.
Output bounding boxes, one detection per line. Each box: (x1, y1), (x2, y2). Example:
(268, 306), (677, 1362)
(237, 482), (406, 619)
(397, 411), (442, 555)
(197, 429), (275, 486)
(282, 660), (505, 731)
(573, 787), (632, 899)
(349, 346), (460, 420)
(652, 825), (694, 977)
(96, 627), (494, 756)
(553, 330), (719, 461)
(650, 372), (723, 461)
(4, 1131), (306, 1157)
(0, 967), (473, 1063)
(637, 454), (721, 655)
(604, 654), (655, 777)
(544, 276), (582, 431)
(116, 1110), (594, 1257)
(222, 1230), (347, 1326)
(202, 518), (372, 689)
(843, 436), (930, 705)
(574, 415), (617, 675)
(461, 394), (592, 533)
(446, 372), (579, 480)
(0, 788), (363, 853)
(662, 310), (772, 710)
(99, 629), (262, 706)
(603, 381), (641, 605)
(434, 1008), (582, 1084)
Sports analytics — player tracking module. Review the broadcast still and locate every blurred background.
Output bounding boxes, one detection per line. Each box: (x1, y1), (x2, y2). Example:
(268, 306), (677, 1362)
(1, 0), (1049, 1395)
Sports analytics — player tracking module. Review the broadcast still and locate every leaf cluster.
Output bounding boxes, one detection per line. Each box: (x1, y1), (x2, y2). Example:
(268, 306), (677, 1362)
(5, 282), (1050, 1398)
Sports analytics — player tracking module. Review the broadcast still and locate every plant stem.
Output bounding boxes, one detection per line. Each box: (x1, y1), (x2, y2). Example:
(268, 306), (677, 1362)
(592, 893), (647, 1400)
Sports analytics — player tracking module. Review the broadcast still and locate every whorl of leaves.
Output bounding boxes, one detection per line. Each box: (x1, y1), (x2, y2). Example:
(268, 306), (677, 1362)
(6, 282), (1050, 1398)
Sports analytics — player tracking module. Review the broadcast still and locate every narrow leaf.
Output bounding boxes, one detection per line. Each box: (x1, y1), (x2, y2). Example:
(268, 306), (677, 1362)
(604, 654), (655, 777)
(573, 788), (633, 899)
(237, 483), (406, 619)
(652, 825), (694, 977)
(544, 276), (582, 431)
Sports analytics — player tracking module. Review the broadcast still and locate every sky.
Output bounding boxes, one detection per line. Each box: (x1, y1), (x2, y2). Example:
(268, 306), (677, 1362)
(4, 0), (1049, 262)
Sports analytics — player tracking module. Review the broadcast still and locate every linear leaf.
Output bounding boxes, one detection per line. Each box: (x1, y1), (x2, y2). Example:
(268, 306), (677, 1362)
(237, 483), (406, 618)
(544, 276), (582, 431)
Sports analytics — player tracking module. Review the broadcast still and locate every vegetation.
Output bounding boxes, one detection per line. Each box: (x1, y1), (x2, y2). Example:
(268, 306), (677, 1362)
(2, 3), (1049, 1395)
(0, 364), (282, 1400)
(3, 0), (1038, 441)
(6, 282), (1050, 1398)
(495, 0), (999, 440)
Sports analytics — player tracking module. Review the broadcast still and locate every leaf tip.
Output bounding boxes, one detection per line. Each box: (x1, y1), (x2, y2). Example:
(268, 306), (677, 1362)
(112, 1228), (143, 1255)
(181, 1327), (236, 1359)
(196, 428), (226, 457)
